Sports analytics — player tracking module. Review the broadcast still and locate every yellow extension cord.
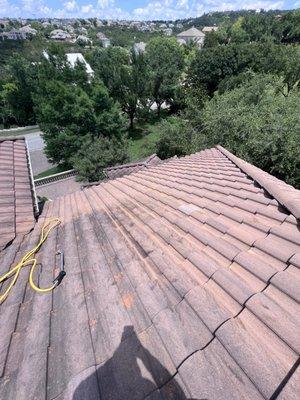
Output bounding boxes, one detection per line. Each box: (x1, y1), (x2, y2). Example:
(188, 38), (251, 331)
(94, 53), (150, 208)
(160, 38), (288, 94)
(0, 218), (62, 304)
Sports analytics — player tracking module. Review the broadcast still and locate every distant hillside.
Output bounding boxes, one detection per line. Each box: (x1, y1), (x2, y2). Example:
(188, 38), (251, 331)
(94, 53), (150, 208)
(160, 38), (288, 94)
(175, 9), (291, 28)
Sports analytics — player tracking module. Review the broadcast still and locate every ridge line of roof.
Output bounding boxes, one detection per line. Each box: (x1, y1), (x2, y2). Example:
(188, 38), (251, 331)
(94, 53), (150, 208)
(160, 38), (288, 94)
(217, 145), (300, 220)
(0, 135), (26, 142)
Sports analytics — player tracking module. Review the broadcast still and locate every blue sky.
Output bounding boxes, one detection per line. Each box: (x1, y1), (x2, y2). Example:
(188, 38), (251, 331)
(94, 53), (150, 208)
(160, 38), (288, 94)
(1, 0), (299, 20)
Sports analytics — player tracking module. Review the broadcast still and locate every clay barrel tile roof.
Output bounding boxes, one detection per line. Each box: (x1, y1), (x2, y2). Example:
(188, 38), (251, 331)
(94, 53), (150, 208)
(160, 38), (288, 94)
(104, 154), (162, 180)
(0, 146), (299, 399)
(0, 137), (36, 250)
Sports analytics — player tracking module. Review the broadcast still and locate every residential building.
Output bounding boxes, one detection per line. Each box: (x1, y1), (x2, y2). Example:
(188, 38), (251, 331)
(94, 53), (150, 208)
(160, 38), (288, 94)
(42, 21), (51, 28)
(0, 29), (27, 40)
(76, 35), (91, 45)
(0, 19), (10, 28)
(97, 32), (111, 47)
(66, 52), (94, 78)
(177, 26), (205, 48)
(50, 29), (72, 41)
(164, 28), (173, 36)
(78, 26), (88, 34)
(202, 26), (219, 33)
(19, 25), (37, 36)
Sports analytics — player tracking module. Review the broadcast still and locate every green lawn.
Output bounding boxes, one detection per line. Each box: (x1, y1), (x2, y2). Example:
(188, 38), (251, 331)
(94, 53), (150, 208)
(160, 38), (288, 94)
(128, 119), (162, 161)
(0, 125), (40, 137)
(33, 118), (162, 178)
(34, 165), (69, 180)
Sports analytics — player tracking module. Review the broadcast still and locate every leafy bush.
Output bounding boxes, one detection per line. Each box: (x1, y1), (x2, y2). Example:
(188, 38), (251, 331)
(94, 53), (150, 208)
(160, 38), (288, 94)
(156, 116), (204, 159)
(189, 43), (300, 94)
(35, 80), (126, 166)
(201, 74), (300, 187)
(72, 135), (129, 182)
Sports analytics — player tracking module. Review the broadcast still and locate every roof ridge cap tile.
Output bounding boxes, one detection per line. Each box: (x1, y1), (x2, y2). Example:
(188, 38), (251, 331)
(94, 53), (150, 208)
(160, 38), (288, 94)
(0, 136), (26, 143)
(105, 154), (160, 171)
(217, 145), (300, 220)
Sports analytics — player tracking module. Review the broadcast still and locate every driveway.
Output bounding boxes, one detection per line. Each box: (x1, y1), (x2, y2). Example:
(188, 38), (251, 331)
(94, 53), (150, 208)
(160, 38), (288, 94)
(25, 131), (45, 151)
(24, 131), (55, 176)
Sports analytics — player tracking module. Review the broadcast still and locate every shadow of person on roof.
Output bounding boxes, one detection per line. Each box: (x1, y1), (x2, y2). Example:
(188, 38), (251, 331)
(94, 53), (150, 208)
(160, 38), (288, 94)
(73, 325), (201, 400)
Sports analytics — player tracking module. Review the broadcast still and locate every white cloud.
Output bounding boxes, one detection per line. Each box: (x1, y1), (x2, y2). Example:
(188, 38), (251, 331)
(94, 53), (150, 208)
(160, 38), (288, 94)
(81, 4), (93, 13)
(131, 0), (286, 20)
(0, 0), (20, 16)
(0, 0), (288, 20)
(97, 0), (113, 9)
(64, 0), (77, 11)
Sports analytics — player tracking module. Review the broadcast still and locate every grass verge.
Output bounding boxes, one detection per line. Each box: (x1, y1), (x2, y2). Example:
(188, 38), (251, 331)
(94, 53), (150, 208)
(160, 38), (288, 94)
(34, 165), (69, 180)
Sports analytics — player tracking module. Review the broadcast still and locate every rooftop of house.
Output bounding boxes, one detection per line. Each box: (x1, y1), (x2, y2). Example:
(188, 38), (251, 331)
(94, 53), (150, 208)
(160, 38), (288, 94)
(177, 26), (205, 38)
(66, 53), (94, 75)
(0, 137), (37, 250)
(0, 146), (299, 399)
(202, 26), (219, 32)
(104, 154), (161, 180)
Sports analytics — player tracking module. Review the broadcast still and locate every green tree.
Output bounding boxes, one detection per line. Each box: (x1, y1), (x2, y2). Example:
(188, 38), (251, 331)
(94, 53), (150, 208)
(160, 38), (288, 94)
(156, 116), (198, 159)
(146, 37), (185, 116)
(35, 80), (126, 167)
(0, 84), (14, 128)
(189, 42), (300, 95)
(2, 54), (36, 126)
(203, 30), (220, 48)
(281, 10), (300, 43)
(91, 47), (150, 128)
(120, 50), (150, 128)
(91, 46), (129, 99)
(72, 135), (128, 182)
(201, 74), (300, 187)
(229, 17), (249, 44)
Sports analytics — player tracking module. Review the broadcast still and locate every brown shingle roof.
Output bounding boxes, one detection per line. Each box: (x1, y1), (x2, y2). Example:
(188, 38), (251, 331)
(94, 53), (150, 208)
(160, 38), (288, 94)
(0, 147), (299, 399)
(0, 137), (36, 250)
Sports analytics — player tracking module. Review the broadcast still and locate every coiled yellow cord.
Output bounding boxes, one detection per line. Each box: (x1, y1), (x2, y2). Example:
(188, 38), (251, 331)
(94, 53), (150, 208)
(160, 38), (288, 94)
(0, 218), (61, 304)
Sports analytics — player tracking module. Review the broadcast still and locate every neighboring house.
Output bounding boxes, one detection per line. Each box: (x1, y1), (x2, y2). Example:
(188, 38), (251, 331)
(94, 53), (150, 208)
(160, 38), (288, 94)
(177, 26), (205, 48)
(133, 41), (146, 54)
(19, 25), (37, 36)
(78, 26), (87, 34)
(49, 29), (63, 36)
(97, 32), (110, 47)
(164, 28), (173, 36)
(202, 26), (219, 33)
(66, 52), (94, 78)
(0, 137), (37, 249)
(95, 19), (104, 27)
(42, 21), (51, 28)
(76, 35), (91, 45)
(50, 29), (72, 41)
(0, 19), (10, 28)
(0, 145), (299, 399)
(159, 23), (167, 29)
(0, 29), (27, 40)
(66, 24), (75, 34)
(96, 31), (106, 40)
(43, 51), (94, 78)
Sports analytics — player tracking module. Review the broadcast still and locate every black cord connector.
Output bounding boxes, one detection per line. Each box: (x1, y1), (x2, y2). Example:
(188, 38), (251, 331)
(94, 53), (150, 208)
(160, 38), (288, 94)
(53, 270), (66, 287)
